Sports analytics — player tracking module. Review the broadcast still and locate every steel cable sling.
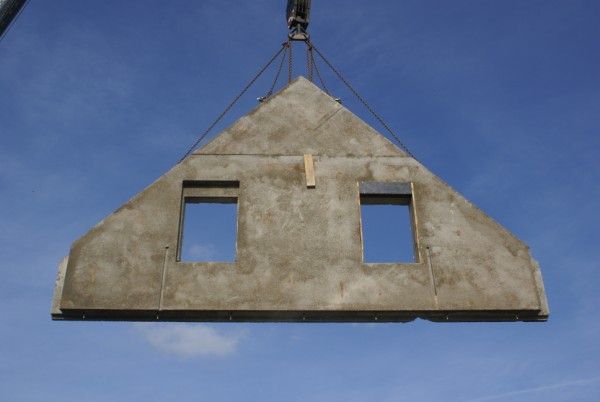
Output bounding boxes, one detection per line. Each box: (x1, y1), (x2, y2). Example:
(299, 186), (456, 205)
(178, 42), (288, 162)
(178, 39), (416, 161)
(307, 40), (416, 159)
(266, 42), (289, 98)
(309, 47), (330, 96)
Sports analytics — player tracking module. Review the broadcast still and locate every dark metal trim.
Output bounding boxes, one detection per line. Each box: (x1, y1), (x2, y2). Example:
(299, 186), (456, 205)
(0, 0), (27, 39)
(53, 308), (548, 323)
(182, 180), (240, 189)
(359, 181), (412, 196)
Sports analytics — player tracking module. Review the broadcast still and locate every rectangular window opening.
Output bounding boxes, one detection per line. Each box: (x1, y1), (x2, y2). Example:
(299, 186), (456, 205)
(178, 181), (239, 263)
(359, 182), (417, 263)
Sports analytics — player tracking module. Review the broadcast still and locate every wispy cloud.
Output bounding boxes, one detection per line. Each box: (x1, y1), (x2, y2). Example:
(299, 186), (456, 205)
(187, 243), (217, 260)
(465, 375), (600, 402)
(135, 323), (242, 358)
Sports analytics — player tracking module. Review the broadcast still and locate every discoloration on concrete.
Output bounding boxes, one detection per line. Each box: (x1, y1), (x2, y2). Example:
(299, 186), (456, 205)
(52, 77), (548, 322)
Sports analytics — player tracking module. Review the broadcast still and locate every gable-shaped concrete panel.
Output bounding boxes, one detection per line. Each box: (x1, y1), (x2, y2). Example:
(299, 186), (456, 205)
(52, 77), (548, 322)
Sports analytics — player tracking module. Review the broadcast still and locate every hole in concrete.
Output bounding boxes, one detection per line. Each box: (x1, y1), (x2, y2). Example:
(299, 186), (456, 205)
(179, 198), (238, 262)
(360, 184), (416, 263)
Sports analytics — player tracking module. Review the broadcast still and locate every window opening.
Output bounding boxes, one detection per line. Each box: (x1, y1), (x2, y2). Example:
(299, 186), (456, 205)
(359, 182), (416, 263)
(178, 181), (239, 262)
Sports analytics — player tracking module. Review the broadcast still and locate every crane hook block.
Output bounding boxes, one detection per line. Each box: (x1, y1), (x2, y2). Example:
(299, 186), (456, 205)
(286, 0), (311, 41)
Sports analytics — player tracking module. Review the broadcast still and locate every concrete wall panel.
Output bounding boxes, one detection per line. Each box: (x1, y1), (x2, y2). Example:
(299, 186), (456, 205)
(53, 78), (548, 322)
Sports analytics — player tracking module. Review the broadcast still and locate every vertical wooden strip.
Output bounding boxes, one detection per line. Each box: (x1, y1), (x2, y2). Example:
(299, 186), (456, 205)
(304, 154), (316, 188)
(410, 182), (421, 263)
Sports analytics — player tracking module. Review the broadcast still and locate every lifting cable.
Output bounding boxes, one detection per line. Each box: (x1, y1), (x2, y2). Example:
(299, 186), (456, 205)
(287, 40), (293, 83)
(178, 42), (287, 162)
(308, 40), (415, 158)
(310, 47), (330, 96)
(306, 43), (313, 82)
(178, 38), (415, 161)
(266, 42), (289, 98)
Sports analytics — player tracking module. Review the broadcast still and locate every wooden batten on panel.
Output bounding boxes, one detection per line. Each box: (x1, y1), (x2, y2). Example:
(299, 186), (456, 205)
(304, 154), (316, 188)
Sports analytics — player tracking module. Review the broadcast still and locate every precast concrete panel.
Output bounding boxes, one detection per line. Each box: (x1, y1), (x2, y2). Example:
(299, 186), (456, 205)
(52, 77), (548, 322)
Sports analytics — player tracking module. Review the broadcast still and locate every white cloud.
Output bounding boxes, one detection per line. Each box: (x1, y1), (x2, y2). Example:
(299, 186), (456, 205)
(464, 375), (600, 402)
(135, 323), (241, 358)
(188, 243), (217, 260)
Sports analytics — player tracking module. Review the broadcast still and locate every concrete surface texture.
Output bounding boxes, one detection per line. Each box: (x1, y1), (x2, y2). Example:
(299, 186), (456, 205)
(52, 76), (549, 322)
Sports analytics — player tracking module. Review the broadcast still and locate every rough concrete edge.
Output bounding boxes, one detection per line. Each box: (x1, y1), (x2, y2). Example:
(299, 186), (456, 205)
(411, 156), (534, 256)
(59, 158), (193, 310)
(51, 255), (69, 319)
(66, 158), (190, 253)
(531, 256), (550, 319)
(407, 157), (549, 318)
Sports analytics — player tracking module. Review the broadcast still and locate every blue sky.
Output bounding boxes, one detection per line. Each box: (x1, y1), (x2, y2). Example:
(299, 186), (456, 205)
(1, 1), (599, 401)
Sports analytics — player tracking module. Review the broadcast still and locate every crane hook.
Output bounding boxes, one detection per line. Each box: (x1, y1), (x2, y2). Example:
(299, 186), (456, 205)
(286, 0), (311, 41)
